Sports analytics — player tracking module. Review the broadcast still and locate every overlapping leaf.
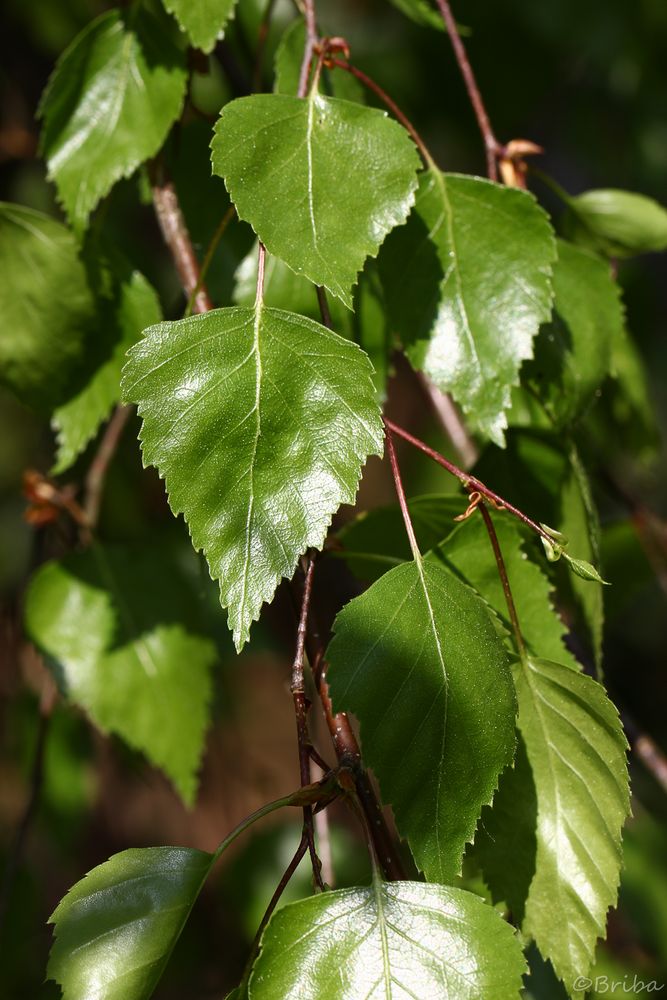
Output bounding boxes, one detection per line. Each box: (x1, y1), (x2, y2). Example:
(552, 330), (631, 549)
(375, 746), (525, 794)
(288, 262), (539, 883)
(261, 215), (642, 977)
(510, 656), (629, 993)
(121, 306), (383, 649)
(211, 94), (420, 306)
(52, 269), (160, 473)
(0, 203), (98, 412)
(380, 169), (556, 444)
(48, 847), (214, 1000)
(163, 0), (238, 53)
(520, 239), (624, 429)
(273, 19), (364, 102)
(39, 6), (187, 230)
(25, 545), (216, 804)
(248, 880), (526, 999)
(326, 559), (515, 882)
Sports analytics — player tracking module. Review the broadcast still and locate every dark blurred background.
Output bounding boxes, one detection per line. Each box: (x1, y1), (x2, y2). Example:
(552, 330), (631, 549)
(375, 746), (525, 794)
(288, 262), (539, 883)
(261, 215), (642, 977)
(1, 1), (666, 997)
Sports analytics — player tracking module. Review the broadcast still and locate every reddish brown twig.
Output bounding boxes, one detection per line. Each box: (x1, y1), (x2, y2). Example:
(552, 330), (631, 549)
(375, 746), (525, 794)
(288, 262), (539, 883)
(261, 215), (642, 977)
(151, 166), (213, 314)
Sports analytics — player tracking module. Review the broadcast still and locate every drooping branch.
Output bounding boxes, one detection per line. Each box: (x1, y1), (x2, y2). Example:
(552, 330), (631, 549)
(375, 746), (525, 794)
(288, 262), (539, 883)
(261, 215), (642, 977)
(297, 0), (319, 98)
(291, 554), (325, 890)
(434, 0), (500, 180)
(385, 424), (421, 561)
(384, 417), (556, 548)
(83, 403), (133, 533)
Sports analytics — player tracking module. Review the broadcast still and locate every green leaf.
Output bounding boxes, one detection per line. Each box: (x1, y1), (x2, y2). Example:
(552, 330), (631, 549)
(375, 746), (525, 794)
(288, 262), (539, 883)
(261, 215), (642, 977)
(25, 545), (216, 805)
(121, 306), (383, 650)
(52, 269), (161, 474)
(511, 656), (629, 992)
(39, 6), (187, 230)
(211, 94), (420, 306)
(248, 880), (526, 999)
(564, 188), (667, 258)
(48, 846), (214, 1000)
(380, 169), (556, 444)
(521, 239), (624, 429)
(326, 559), (516, 882)
(0, 203), (97, 412)
(163, 0), (238, 52)
(431, 510), (582, 671)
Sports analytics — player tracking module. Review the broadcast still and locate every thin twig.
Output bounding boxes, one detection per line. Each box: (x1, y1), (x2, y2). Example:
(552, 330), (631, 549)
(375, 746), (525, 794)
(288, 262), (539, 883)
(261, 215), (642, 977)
(478, 502), (527, 660)
(239, 831), (310, 991)
(83, 404), (133, 532)
(151, 166), (213, 314)
(297, 0), (319, 98)
(385, 425), (420, 561)
(328, 59), (432, 166)
(434, 0), (500, 179)
(291, 555), (325, 890)
(384, 417), (555, 547)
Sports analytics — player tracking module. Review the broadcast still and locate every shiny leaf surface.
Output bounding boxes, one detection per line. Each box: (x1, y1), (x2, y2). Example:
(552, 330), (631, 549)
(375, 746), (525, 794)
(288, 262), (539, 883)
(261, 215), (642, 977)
(326, 559), (515, 881)
(122, 306), (383, 649)
(249, 880), (526, 999)
(511, 656), (629, 992)
(39, 7), (187, 230)
(211, 94), (420, 306)
(380, 170), (556, 444)
(48, 847), (214, 1000)
(25, 545), (216, 804)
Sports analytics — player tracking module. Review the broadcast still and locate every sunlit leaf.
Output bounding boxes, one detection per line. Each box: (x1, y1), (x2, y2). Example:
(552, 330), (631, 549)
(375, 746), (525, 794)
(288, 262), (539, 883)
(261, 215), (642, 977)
(122, 306), (383, 649)
(39, 6), (187, 230)
(48, 847), (214, 1000)
(249, 880), (526, 999)
(211, 93), (420, 306)
(380, 169), (556, 444)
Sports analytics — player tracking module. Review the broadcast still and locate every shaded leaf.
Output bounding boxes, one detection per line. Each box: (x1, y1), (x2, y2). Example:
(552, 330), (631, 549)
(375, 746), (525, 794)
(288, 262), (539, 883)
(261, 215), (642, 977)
(249, 880), (526, 999)
(327, 559), (515, 882)
(39, 6), (187, 230)
(211, 93), (420, 306)
(564, 188), (667, 258)
(380, 169), (556, 444)
(387, 0), (445, 30)
(521, 239), (624, 429)
(511, 656), (629, 992)
(122, 306), (383, 649)
(52, 269), (161, 473)
(163, 0), (238, 53)
(0, 203), (97, 412)
(431, 510), (582, 671)
(48, 847), (214, 1000)
(25, 545), (216, 804)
